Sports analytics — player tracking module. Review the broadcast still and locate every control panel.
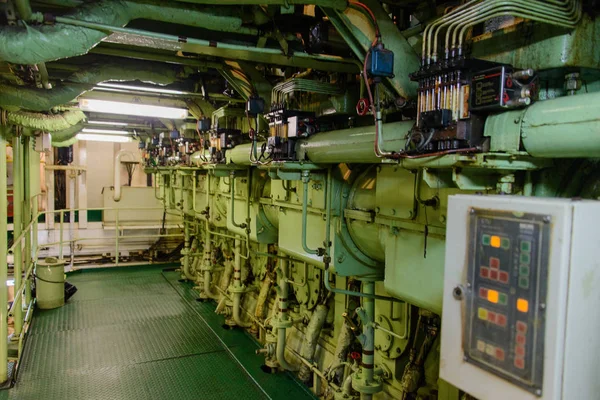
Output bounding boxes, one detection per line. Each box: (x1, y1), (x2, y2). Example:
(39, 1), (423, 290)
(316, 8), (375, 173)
(441, 196), (600, 400)
(465, 210), (549, 393)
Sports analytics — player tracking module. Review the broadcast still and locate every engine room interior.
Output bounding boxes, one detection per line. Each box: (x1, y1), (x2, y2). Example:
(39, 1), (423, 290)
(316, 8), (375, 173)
(0, 0), (599, 399)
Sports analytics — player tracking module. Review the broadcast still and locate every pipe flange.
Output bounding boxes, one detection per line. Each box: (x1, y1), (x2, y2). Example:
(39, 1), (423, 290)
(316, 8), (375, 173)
(351, 371), (383, 395)
(228, 284), (247, 294)
(270, 317), (293, 329)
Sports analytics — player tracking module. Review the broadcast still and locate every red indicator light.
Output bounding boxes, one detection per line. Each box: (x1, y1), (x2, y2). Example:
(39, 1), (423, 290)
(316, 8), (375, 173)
(496, 314), (507, 327)
(489, 257), (500, 269)
(499, 271), (509, 284)
(490, 270), (499, 281)
(516, 321), (528, 334)
(479, 287), (488, 298)
(514, 357), (525, 369)
(495, 348), (505, 361)
(515, 345), (525, 357)
(480, 267), (490, 279)
(516, 334), (526, 346)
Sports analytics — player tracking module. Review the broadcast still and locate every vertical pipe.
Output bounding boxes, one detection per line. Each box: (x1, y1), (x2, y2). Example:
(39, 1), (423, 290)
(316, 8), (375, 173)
(361, 280), (376, 400)
(23, 137), (31, 286)
(12, 137), (23, 339)
(0, 134), (9, 383)
(115, 208), (119, 266)
(276, 257), (296, 371)
(59, 211), (64, 259)
(183, 216), (191, 279)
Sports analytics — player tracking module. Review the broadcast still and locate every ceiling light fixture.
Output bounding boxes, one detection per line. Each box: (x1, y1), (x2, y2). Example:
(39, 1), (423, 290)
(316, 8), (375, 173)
(76, 133), (132, 143)
(82, 128), (129, 135)
(79, 99), (188, 119)
(96, 82), (185, 95)
(87, 120), (129, 126)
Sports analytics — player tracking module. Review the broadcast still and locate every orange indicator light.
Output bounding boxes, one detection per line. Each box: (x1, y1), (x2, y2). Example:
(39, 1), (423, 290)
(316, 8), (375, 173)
(487, 289), (499, 304)
(517, 298), (529, 313)
(490, 235), (501, 248)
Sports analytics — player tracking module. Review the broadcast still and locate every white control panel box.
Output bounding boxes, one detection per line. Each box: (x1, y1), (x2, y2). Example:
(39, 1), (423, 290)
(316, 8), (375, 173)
(440, 195), (600, 400)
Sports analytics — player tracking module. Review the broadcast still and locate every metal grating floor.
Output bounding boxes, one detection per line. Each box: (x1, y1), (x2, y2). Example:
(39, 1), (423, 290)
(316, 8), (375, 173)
(4, 265), (315, 400)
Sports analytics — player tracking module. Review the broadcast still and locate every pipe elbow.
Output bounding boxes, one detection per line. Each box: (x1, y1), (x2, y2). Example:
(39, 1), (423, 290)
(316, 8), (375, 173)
(113, 150), (136, 202)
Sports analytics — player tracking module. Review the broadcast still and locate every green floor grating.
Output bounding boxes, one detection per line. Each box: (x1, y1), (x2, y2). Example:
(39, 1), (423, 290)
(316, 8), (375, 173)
(4, 264), (316, 400)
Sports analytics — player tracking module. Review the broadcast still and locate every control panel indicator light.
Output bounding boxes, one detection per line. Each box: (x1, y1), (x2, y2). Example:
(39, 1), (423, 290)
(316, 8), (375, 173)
(520, 253), (531, 264)
(496, 313), (507, 327)
(516, 333), (526, 346)
(487, 311), (497, 323)
(490, 235), (501, 248)
(487, 289), (499, 304)
(482, 234), (491, 246)
(515, 345), (525, 357)
(514, 357), (525, 369)
(501, 238), (510, 249)
(519, 277), (530, 289)
(499, 271), (509, 284)
(485, 344), (495, 356)
(477, 341), (485, 352)
(490, 270), (499, 281)
(517, 298), (529, 313)
(478, 307), (488, 321)
(480, 267), (489, 279)
(519, 265), (530, 276)
(499, 292), (508, 305)
(521, 240), (531, 252)
(489, 257), (500, 269)
(516, 321), (528, 334)
(495, 348), (505, 361)
(479, 287), (488, 298)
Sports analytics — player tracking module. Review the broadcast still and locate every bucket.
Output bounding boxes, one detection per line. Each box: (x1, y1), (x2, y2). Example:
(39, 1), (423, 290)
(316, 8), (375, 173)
(36, 257), (66, 309)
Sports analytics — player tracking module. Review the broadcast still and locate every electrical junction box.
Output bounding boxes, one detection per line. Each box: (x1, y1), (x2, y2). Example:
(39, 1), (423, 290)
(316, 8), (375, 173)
(440, 195), (600, 400)
(367, 46), (394, 78)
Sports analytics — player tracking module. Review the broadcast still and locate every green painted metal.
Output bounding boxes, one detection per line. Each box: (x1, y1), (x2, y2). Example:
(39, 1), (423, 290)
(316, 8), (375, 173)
(35, 257), (66, 310)
(4, 110), (86, 132)
(0, 132), (8, 384)
(173, 0), (347, 8)
(0, 1), (253, 65)
(11, 137), (23, 339)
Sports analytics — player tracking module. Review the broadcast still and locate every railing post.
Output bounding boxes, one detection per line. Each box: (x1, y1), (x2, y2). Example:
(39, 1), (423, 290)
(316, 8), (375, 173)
(59, 210), (64, 260)
(0, 133), (9, 383)
(12, 136), (23, 339)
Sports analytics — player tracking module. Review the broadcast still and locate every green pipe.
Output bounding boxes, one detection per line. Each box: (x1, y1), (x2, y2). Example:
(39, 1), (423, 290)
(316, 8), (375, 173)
(4, 110), (86, 131)
(0, 132), (8, 383)
(323, 269), (403, 303)
(301, 171), (320, 256)
(0, 0), (253, 65)
(89, 46), (224, 70)
(15, 0), (32, 20)
(359, 280), (376, 398)
(23, 138), (32, 307)
(53, 16), (359, 73)
(229, 171), (247, 230)
(12, 137), (23, 339)
(173, 0), (348, 8)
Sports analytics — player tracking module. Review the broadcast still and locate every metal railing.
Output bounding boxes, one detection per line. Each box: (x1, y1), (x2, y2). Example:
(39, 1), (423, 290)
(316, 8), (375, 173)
(1, 205), (183, 383)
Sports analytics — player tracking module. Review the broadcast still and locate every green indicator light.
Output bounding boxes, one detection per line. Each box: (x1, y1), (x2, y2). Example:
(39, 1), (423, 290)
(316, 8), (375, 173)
(519, 277), (529, 289)
(499, 293), (508, 305)
(521, 240), (531, 252)
(482, 234), (491, 246)
(501, 238), (510, 249)
(520, 253), (530, 264)
(519, 265), (530, 276)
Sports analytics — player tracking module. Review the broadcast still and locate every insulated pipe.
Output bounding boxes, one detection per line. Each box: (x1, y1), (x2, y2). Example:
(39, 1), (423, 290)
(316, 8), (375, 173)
(358, 280), (376, 400)
(276, 258), (297, 371)
(0, 132), (8, 383)
(0, 0), (253, 65)
(173, 0), (348, 9)
(3, 110), (86, 131)
(113, 150), (135, 202)
(298, 304), (329, 382)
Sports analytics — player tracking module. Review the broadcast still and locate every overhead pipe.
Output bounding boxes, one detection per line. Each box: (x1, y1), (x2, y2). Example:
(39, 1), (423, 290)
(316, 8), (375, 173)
(113, 149), (135, 202)
(0, 59), (185, 111)
(172, 0), (348, 9)
(3, 110), (86, 131)
(0, 0), (254, 65)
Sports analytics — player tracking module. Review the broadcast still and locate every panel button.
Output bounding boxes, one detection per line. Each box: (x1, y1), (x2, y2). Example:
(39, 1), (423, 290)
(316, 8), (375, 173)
(520, 253), (530, 264)
(499, 292), (508, 305)
(516, 321), (528, 334)
(514, 357), (525, 369)
(480, 267), (490, 279)
(485, 344), (495, 356)
(489, 257), (500, 269)
(482, 234), (491, 246)
(517, 298), (529, 313)
(478, 307), (488, 321)
(521, 240), (531, 252)
(479, 287), (488, 299)
(519, 265), (530, 276)
(501, 237), (510, 250)
(519, 276), (529, 289)
(499, 271), (509, 284)
(516, 333), (526, 345)
(496, 313), (507, 327)
(490, 269), (499, 281)
(477, 340), (486, 352)
(490, 235), (501, 248)
(515, 345), (525, 357)
(495, 348), (505, 361)
(487, 311), (497, 323)
(487, 289), (499, 304)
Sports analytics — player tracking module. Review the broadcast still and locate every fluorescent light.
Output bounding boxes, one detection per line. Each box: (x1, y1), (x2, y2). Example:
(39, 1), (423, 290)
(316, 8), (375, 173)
(76, 133), (132, 143)
(79, 99), (188, 119)
(96, 82), (185, 95)
(87, 120), (129, 126)
(82, 128), (129, 135)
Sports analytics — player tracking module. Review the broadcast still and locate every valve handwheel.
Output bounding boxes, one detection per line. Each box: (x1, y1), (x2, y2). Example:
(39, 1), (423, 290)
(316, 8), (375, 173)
(356, 98), (370, 116)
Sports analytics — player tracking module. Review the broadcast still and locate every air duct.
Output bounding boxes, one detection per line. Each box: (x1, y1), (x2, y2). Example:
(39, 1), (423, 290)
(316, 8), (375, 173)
(0, 0), (252, 66)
